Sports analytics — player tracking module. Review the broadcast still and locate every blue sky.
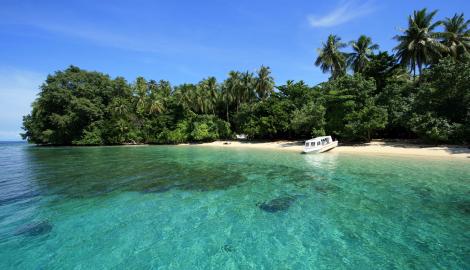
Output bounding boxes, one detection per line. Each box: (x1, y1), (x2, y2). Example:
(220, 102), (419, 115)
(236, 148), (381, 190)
(0, 0), (468, 140)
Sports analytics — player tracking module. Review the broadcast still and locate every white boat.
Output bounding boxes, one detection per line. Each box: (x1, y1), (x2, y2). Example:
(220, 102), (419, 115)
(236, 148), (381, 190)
(303, 136), (338, 154)
(235, 134), (247, 140)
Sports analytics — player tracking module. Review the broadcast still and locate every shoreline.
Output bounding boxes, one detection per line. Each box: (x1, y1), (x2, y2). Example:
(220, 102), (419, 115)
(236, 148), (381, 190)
(180, 140), (470, 159)
(19, 140), (469, 159)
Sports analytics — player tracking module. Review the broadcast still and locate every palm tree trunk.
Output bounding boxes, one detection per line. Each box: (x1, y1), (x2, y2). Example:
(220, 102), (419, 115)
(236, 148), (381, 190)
(226, 102), (229, 122)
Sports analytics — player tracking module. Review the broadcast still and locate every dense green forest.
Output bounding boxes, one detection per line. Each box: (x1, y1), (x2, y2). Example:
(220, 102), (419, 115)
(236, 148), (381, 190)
(22, 9), (470, 145)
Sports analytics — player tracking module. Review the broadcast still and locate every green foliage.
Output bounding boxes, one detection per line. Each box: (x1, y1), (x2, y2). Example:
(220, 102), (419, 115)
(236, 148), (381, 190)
(409, 113), (455, 142)
(158, 121), (190, 144)
(440, 13), (470, 59)
(291, 101), (326, 138)
(344, 100), (388, 141)
(321, 74), (386, 141)
(409, 56), (470, 143)
(21, 66), (113, 145)
(347, 35), (379, 74)
(394, 8), (446, 76)
(315, 35), (347, 79)
(376, 78), (415, 138)
(191, 123), (214, 141)
(190, 115), (229, 142)
(236, 96), (294, 139)
(72, 125), (103, 145)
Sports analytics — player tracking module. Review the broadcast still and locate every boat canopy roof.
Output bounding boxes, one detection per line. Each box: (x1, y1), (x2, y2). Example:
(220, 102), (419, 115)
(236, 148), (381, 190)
(305, 136), (332, 143)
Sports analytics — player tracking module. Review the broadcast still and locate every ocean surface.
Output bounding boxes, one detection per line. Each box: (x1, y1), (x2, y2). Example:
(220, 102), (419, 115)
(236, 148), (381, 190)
(0, 141), (469, 269)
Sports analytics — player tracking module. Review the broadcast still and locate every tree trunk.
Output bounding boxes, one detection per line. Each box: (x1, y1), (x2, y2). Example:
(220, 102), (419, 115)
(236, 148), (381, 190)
(226, 102), (229, 122)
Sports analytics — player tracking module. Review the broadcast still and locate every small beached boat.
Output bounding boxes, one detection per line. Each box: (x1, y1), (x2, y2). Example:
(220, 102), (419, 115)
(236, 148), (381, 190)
(235, 134), (247, 140)
(303, 136), (338, 154)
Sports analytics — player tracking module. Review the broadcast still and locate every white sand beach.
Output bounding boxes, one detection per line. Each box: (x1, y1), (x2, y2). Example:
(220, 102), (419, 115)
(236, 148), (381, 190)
(184, 140), (470, 159)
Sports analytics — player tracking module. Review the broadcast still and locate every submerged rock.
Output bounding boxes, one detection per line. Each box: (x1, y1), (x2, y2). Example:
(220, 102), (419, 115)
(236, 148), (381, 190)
(455, 200), (470, 215)
(313, 183), (340, 194)
(142, 185), (174, 193)
(411, 186), (433, 199)
(222, 244), (235, 253)
(178, 168), (246, 192)
(140, 182), (179, 194)
(257, 196), (296, 213)
(14, 221), (52, 237)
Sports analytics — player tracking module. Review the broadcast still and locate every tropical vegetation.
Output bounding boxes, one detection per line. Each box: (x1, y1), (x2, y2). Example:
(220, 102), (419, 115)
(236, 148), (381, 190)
(22, 9), (469, 145)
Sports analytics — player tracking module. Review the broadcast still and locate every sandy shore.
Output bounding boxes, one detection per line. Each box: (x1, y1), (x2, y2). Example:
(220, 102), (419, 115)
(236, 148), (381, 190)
(182, 140), (470, 159)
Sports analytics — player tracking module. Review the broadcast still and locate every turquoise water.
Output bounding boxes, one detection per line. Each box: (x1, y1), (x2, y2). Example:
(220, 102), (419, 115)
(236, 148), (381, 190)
(0, 142), (469, 269)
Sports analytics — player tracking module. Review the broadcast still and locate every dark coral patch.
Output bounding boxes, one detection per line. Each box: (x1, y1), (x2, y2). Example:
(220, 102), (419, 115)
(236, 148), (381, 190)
(139, 180), (179, 194)
(177, 168), (246, 192)
(257, 196), (296, 213)
(222, 244), (235, 253)
(313, 183), (340, 195)
(455, 200), (470, 215)
(14, 221), (53, 237)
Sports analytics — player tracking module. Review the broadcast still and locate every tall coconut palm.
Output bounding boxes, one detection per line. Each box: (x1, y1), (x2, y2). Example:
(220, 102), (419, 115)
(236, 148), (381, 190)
(222, 72), (239, 122)
(239, 71), (255, 106)
(157, 80), (172, 97)
(394, 9), (446, 77)
(315, 34), (347, 79)
(111, 97), (129, 116)
(147, 80), (165, 114)
(439, 13), (470, 58)
(348, 35), (379, 73)
(194, 87), (208, 114)
(173, 84), (194, 110)
(200, 77), (218, 115)
(134, 77), (148, 115)
(226, 71), (243, 112)
(148, 95), (165, 114)
(255, 65), (275, 99)
(221, 86), (233, 122)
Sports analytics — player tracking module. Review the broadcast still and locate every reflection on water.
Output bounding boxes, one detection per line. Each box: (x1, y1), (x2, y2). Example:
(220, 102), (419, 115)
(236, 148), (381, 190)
(0, 142), (469, 269)
(303, 151), (339, 171)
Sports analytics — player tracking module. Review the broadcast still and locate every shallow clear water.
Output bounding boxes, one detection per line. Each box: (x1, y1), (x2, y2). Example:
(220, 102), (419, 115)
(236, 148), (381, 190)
(0, 142), (469, 269)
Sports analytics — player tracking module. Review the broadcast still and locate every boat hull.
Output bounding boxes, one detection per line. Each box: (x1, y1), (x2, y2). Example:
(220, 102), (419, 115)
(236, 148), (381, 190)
(303, 141), (338, 154)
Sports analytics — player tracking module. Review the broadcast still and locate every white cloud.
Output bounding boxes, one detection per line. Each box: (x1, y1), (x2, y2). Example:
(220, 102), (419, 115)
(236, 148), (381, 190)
(0, 68), (44, 140)
(308, 0), (377, 28)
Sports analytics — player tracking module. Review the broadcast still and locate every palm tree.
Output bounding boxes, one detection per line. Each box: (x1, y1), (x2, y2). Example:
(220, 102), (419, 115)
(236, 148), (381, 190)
(148, 95), (164, 114)
(221, 85), (233, 122)
(439, 13), (470, 58)
(255, 65), (275, 99)
(348, 35), (379, 73)
(147, 80), (165, 114)
(111, 98), (129, 116)
(194, 85), (208, 114)
(134, 77), (148, 115)
(225, 71), (242, 112)
(394, 8), (446, 77)
(315, 34), (347, 79)
(200, 77), (218, 115)
(239, 71), (255, 106)
(173, 84), (194, 111)
(157, 80), (172, 97)
(222, 72), (239, 122)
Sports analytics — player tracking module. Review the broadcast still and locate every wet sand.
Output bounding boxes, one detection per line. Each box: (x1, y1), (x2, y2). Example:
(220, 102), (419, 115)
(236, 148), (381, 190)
(182, 140), (470, 159)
